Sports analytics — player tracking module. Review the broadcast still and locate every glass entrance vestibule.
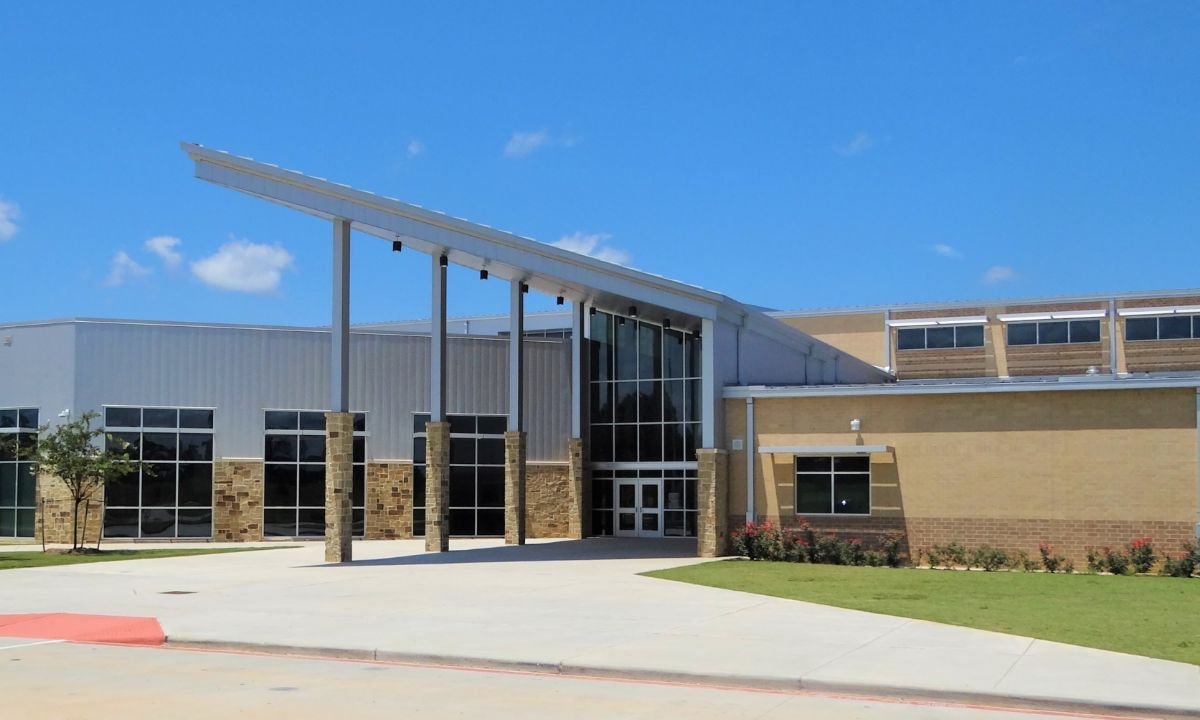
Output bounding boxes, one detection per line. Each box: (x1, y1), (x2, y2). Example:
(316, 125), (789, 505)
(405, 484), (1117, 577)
(586, 308), (704, 538)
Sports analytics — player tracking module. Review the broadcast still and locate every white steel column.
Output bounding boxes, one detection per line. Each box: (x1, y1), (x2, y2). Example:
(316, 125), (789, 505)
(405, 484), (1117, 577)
(331, 219), (351, 412)
(431, 255), (448, 421)
(701, 317), (717, 448)
(570, 301), (584, 438)
(508, 281), (524, 431)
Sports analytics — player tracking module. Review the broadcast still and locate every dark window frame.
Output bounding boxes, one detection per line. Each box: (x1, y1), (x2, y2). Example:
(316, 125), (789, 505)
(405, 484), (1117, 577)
(1007, 319), (1102, 346)
(103, 405), (215, 539)
(262, 410), (367, 538)
(794, 455), (872, 516)
(0, 407), (38, 538)
(895, 324), (986, 351)
(1124, 314), (1200, 342)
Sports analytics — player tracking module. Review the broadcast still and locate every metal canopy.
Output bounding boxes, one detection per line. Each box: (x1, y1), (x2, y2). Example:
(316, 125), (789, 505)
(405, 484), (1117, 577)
(184, 143), (734, 327)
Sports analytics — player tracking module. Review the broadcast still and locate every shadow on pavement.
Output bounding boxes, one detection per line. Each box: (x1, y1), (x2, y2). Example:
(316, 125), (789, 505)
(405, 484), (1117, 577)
(311, 538), (699, 567)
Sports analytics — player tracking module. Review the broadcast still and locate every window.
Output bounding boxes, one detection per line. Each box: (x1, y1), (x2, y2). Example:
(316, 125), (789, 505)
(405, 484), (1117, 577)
(1126, 315), (1200, 342)
(588, 311), (702, 464)
(1007, 320), (1101, 346)
(0, 408), (38, 537)
(263, 411), (366, 538)
(103, 406), (215, 538)
(411, 413), (506, 537)
(794, 456), (870, 515)
(896, 325), (985, 350)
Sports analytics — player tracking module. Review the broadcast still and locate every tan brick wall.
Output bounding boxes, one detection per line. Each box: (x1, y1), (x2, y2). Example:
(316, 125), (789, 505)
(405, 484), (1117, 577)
(777, 312), (887, 368)
(213, 459), (263, 541)
(365, 461), (412, 540)
(727, 388), (1199, 564)
(36, 473), (102, 546)
(526, 463), (571, 538)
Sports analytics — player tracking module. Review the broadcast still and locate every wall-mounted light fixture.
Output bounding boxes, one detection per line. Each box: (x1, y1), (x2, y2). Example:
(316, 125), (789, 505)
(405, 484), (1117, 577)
(392, 240), (403, 253)
(850, 418), (862, 432)
(520, 282), (529, 294)
(588, 306), (597, 316)
(663, 318), (672, 330)
(628, 305), (638, 318)
(556, 296), (564, 305)
(479, 269), (488, 280)
(439, 255), (448, 267)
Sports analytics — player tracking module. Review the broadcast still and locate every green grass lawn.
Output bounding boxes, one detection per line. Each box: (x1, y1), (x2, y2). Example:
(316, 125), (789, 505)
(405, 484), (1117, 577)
(645, 560), (1200, 665)
(0, 546), (288, 571)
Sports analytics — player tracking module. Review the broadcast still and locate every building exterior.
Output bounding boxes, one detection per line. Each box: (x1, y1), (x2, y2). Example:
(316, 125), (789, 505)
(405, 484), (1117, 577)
(2, 145), (1197, 565)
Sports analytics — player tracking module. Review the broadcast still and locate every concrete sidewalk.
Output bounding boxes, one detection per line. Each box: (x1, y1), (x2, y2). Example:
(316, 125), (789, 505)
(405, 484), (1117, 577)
(2, 538), (1197, 716)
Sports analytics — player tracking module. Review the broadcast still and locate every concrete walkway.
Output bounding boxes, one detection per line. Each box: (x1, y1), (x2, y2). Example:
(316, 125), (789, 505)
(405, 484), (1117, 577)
(2, 538), (1197, 715)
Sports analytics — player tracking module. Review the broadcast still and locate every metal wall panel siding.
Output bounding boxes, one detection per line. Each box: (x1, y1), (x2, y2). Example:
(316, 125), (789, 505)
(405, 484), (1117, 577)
(0, 323), (76, 428)
(71, 322), (571, 462)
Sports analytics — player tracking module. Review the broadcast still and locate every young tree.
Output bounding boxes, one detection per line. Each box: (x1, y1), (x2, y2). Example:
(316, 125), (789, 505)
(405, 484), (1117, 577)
(28, 412), (138, 552)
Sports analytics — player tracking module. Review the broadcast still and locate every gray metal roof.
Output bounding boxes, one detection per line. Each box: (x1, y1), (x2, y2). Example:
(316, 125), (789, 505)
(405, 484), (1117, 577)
(181, 143), (889, 382)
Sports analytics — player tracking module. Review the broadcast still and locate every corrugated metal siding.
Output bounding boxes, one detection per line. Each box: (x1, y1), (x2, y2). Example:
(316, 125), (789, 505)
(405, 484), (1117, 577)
(73, 323), (571, 462)
(0, 323), (76, 427)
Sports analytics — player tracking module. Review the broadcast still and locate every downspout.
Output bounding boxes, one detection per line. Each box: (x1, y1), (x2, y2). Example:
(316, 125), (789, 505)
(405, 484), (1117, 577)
(1108, 298), (1118, 375)
(746, 396), (755, 523)
(883, 308), (892, 373)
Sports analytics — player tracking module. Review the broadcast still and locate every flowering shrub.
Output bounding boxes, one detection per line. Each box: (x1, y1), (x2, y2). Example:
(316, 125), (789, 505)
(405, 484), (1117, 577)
(972, 546), (1009, 572)
(1128, 537), (1156, 574)
(1103, 547), (1130, 576)
(1039, 543), (1066, 573)
(1009, 550), (1039, 572)
(1160, 541), (1199, 578)
(1086, 547), (1106, 573)
(880, 532), (907, 568)
(929, 542), (969, 569)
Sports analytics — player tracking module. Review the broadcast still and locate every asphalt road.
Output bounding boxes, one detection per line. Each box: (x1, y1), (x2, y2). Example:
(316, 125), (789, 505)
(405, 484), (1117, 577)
(0, 637), (1149, 720)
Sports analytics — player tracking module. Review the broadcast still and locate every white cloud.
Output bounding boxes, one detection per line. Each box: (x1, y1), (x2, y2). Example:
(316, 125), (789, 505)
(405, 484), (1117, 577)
(145, 235), (183, 269)
(931, 243), (962, 259)
(190, 239), (294, 293)
(834, 131), (875, 157)
(0, 197), (20, 241)
(550, 231), (631, 265)
(503, 129), (551, 158)
(407, 139), (425, 157)
(102, 251), (152, 288)
(982, 265), (1017, 284)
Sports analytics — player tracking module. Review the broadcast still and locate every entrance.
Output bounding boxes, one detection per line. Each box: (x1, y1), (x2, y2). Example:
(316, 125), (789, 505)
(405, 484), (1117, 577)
(614, 479), (662, 538)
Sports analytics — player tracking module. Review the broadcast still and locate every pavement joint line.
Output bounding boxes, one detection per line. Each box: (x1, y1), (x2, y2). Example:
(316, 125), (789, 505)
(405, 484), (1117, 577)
(0, 639), (66, 651)
(993, 636), (1039, 690)
(160, 637), (1191, 719)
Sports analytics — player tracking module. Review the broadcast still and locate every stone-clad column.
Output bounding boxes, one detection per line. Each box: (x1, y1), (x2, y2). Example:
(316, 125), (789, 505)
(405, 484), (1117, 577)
(696, 448), (729, 558)
(504, 431), (527, 545)
(425, 421), (450, 552)
(324, 412), (354, 563)
(566, 437), (585, 539)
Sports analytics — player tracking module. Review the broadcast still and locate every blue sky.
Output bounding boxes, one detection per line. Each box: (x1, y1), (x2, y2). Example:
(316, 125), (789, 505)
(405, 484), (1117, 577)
(1, 2), (1197, 326)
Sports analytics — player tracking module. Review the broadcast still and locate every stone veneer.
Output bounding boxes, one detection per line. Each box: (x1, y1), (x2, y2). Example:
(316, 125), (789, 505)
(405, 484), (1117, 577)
(697, 449), (729, 558)
(365, 461), (413, 540)
(525, 463), (572, 538)
(424, 421), (450, 551)
(566, 437), (585, 540)
(36, 472), (102, 546)
(324, 412), (354, 563)
(213, 459), (264, 541)
(504, 431), (527, 545)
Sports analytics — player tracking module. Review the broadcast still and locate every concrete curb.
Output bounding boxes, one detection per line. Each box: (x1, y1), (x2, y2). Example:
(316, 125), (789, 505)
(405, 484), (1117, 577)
(163, 637), (1197, 719)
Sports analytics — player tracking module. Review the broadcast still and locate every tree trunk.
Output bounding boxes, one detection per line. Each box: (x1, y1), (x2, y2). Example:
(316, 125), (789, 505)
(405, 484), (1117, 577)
(81, 501), (90, 553)
(71, 497), (80, 551)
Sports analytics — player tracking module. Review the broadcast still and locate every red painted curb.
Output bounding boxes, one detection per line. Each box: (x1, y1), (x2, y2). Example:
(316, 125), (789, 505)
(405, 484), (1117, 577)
(0, 613), (164, 646)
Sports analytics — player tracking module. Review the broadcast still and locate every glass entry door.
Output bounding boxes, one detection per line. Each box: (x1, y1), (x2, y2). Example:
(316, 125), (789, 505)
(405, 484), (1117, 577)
(615, 479), (663, 538)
